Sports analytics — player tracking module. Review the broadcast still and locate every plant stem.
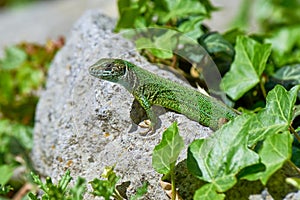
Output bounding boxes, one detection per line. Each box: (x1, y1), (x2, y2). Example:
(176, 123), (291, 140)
(260, 77), (267, 99)
(170, 162), (176, 200)
(290, 125), (300, 143)
(287, 160), (300, 174)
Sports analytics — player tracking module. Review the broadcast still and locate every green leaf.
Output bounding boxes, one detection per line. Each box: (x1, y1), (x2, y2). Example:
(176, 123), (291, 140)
(12, 123), (33, 150)
(58, 170), (73, 193)
(0, 165), (14, 186)
(247, 85), (300, 146)
(115, 6), (141, 31)
(0, 184), (13, 195)
(258, 131), (293, 184)
(254, 0), (300, 30)
(193, 183), (225, 200)
(158, 0), (207, 24)
(152, 122), (184, 174)
(273, 64), (300, 85)
(286, 177), (300, 190)
(91, 166), (121, 200)
(244, 132), (293, 184)
(0, 71), (14, 104)
(199, 32), (234, 56)
(0, 46), (27, 70)
(0, 119), (33, 151)
(229, 0), (252, 30)
(29, 170), (73, 199)
(266, 26), (300, 55)
(178, 16), (204, 39)
(265, 26), (300, 66)
(90, 179), (115, 200)
(221, 36), (272, 100)
(130, 182), (148, 200)
(135, 30), (178, 59)
(187, 115), (259, 192)
(70, 177), (86, 200)
(17, 64), (44, 95)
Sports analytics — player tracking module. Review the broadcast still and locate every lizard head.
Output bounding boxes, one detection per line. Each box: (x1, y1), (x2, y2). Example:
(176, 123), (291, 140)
(89, 58), (127, 82)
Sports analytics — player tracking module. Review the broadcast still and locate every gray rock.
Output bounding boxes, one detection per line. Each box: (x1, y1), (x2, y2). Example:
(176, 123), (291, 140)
(32, 10), (211, 199)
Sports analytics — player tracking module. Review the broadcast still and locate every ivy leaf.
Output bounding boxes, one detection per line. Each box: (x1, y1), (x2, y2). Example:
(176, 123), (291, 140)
(247, 85), (300, 146)
(135, 30), (178, 59)
(187, 115), (259, 192)
(243, 131), (293, 185)
(158, 0), (207, 24)
(178, 16), (204, 39)
(221, 36), (272, 100)
(194, 184), (225, 200)
(152, 122), (184, 174)
(265, 26), (300, 66)
(257, 131), (293, 184)
(198, 32), (235, 74)
(199, 32), (234, 57)
(273, 64), (300, 86)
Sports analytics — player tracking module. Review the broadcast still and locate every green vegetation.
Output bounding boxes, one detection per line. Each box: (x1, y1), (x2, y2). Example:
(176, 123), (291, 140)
(28, 170), (86, 200)
(1, 0), (300, 199)
(90, 166), (148, 200)
(116, 0), (300, 199)
(28, 168), (148, 200)
(0, 0), (37, 8)
(0, 40), (63, 199)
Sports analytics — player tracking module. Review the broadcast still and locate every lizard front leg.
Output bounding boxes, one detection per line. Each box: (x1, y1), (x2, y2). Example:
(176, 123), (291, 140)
(133, 94), (158, 135)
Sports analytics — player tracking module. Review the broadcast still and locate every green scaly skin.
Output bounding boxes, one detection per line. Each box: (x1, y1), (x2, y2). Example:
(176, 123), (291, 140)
(89, 58), (239, 132)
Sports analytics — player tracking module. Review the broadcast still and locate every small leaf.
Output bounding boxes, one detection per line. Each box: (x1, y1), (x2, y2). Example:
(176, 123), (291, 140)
(273, 64), (300, 85)
(70, 177), (86, 200)
(115, 6), (141, 31)
(152, 122), (184, 174)
(130, 182), (148, 200)
(221, 36), (272, 100)
(199, 32), (234, 57)
(187, 115), (259, 192)
(0, 165), (14, 186)
(178, 16), (204, 39)
(90, 179), (115, 200)
(58, 170), (72, 193)
(286, 177), (300, 189)
(17, 64), (44, 95)
(0, 46), (27, 70)
(247, 85), (300, 146)
(194, 184), (225, 200)
(265, 26), (300, 66)
(91, 166), (120, 200)
(159, 0), (207, 24)
(0, 184), (14, 195)
(12, 123), (33, 150)
(0, 71), (14, 104)
(135, 30), (178, 59)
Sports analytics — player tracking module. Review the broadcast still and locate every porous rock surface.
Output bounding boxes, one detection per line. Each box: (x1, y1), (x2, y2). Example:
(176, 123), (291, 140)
(31, 10), (212, 199)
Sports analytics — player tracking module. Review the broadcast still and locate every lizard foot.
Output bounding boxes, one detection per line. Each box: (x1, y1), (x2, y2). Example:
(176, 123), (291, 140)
(138, 120), (156, 136)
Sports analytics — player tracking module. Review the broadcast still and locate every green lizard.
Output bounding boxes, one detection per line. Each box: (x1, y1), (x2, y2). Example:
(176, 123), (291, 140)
(89, 58), (239, 133)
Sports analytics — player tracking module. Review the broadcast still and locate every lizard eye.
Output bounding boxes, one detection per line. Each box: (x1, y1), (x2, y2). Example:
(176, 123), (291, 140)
(112, 65), (126, 76)
(105, 63), (113, 70)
